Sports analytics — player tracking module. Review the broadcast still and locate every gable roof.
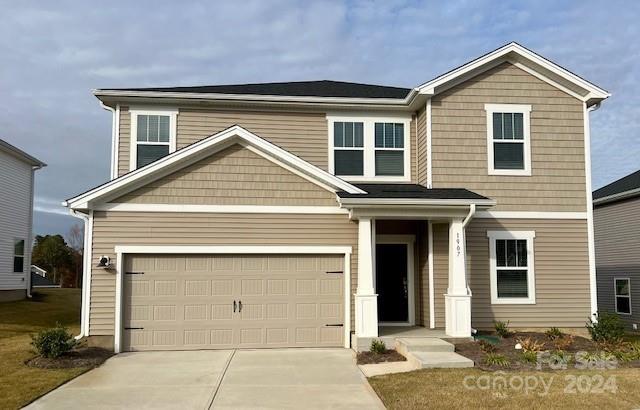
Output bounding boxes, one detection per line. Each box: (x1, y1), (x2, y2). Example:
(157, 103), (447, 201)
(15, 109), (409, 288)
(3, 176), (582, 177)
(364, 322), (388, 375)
(0, 139), (46, 168)
(593, 169), (640, 206)
(64, 125), (365, 210)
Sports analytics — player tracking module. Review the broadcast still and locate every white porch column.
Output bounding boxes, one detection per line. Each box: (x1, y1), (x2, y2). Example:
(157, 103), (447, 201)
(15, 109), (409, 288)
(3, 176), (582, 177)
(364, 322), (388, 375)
(445, 218), (472, 337)
(355, 217), (378, 337)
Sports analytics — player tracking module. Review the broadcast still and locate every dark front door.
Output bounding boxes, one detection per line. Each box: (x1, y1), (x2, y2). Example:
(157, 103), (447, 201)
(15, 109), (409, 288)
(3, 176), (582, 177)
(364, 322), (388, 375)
(376, 243), (409, 323)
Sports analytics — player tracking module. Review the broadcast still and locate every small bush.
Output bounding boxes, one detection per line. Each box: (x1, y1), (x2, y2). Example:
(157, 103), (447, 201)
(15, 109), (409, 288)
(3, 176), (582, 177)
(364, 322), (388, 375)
(494, 320), (511, 338)
(628, 341), (640, 360)
(31, 324), (76, 359)
(477, 339), (496, 353)
(484, 353), (510, 367)
(549, 350), (571, 368)
(517, 337), (545, 353)
(370, 339), (386, 354)
(545, 327), (563, 340)
(553, 335), (575, 351)
(521, 351), (538, 364)
(586, 312), (625, 343)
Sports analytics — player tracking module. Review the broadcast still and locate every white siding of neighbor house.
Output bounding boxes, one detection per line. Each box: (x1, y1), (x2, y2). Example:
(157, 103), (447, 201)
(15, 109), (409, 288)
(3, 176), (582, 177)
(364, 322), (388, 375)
(0, 150), (34, 291)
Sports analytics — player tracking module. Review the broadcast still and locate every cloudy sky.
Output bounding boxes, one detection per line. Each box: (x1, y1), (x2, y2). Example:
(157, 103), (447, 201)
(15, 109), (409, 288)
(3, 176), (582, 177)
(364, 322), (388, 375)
(1, 1), (638, 237)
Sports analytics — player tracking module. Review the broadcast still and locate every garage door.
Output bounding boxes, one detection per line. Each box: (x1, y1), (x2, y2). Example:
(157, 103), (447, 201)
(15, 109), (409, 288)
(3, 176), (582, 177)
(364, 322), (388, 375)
(122, 254), (344, 351)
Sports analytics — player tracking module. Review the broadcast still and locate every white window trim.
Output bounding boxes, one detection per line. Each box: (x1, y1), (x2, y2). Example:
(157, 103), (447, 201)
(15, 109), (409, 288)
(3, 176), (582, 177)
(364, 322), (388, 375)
(129, 108), (178, 171)
(614, 277), (632, 315)
(487, 230), (536, 304)
(485, 104), (532, 176)
(327, 114), (411, 182)
(13, 238), (25, 274)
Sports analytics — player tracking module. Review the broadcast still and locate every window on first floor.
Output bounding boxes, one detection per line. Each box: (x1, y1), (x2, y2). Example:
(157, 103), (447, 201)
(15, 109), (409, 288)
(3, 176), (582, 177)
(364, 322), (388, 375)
(13, 239), (24, 273)
(488, 231), (536, 304)
(615, 278), (632, 315)
(130, 109), (178, 170)
(485, 104), (532, 176)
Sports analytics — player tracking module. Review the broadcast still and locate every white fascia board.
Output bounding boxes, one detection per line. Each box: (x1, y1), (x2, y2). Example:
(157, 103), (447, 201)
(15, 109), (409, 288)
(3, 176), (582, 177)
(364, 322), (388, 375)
(65, 125), (365, 209)
(416, 42), (609, 100)
(113, 245), (353, 255)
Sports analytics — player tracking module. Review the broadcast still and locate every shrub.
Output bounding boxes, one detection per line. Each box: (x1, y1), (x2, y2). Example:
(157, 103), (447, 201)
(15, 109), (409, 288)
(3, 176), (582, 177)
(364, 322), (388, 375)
(484, 353), (510, 367)
(521, 351), (538, 364)
(628, 341), (640, 360)
(549, 350), (571, 368)
(545, 327), (563, 340)
(31, 324), (76, 358)
(370, 339), (386, 354)
(553, 335), (575, 351)
(517, 337), (545, 353)
(494, 320), (511, 338)
(478, 339), (497, 353)
(586, 312), (625, 343)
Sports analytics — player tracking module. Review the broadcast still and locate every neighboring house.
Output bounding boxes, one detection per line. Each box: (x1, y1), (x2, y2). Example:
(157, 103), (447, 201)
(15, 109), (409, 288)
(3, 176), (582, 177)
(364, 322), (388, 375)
(31, 271), (59, 288)
(593, 170), (640, 331)
(31, 264), (47, 277)
(64, 42), (609, 353)
(0, 140), (45, 302)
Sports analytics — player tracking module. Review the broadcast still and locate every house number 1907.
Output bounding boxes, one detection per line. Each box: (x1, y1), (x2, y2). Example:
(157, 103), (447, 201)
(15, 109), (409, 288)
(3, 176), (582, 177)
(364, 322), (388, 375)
(456, 233), (461, 257)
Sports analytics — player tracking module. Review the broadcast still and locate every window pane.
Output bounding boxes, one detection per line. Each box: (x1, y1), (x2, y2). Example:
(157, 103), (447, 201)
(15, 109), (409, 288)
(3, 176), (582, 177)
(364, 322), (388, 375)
(375, 151), (403, 176)
(158, 116), (170, 142)
(14, 239), (24, 256)
(516, 240), (527, 267)
(493, 113), (503, 139)
(375, 123), (384, 148)
(506, 239), (517, 267)
(334, 122), (344, 147)
(354, 122), (364, 147)
(496, 239), (506, 267)
(503, 113), (514, 140)
(137, 145), (170, 168)
(394, 123), (404, 148)
(513, 113), (524, 140)
(497, 269), (528, 298)
(147, 115), (159, 142)
(616, 297), (631, 314)
(137, 115), (148, 142)
(344, 122), (354, 147)
(13, 256), (24, 273)
(334, 150), (363, 175)
(494, 142), (524, 169)
(384, 123), (394, 148)
(616, 279), (630, 296)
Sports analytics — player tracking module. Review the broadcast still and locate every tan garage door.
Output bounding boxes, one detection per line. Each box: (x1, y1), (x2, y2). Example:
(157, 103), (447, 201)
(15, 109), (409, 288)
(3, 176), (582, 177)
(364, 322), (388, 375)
(122, 254), (344, 351)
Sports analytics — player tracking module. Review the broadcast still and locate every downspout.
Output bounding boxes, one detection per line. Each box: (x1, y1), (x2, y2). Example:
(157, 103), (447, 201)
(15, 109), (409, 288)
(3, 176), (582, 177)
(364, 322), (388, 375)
(70, 209), (91, 340)
(585, 102), (601, 319)
(461, 204), (476, 296)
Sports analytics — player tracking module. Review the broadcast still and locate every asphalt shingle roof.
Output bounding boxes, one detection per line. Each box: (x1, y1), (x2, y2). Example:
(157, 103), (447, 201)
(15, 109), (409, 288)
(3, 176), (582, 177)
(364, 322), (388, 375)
(338, 184), (491, 200)
(593, 169), (640, 202)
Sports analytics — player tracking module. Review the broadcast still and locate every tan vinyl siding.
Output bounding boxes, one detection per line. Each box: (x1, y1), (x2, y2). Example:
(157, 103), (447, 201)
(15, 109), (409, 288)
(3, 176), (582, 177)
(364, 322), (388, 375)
(117, 107), (130, 177)
(594, 198), (640, 267)
(431, 62), (587, 212)
(432, 218), (591, 328)
(113, 144), (338, 206)
(416, 107), (427, 185)
(89, 212), (358, 336)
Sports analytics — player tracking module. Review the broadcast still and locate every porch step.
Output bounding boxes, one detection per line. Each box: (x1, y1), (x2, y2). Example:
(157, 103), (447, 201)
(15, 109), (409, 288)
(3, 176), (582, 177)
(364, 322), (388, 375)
(406, 351), (474, 369)
(395, 338), (454, 356)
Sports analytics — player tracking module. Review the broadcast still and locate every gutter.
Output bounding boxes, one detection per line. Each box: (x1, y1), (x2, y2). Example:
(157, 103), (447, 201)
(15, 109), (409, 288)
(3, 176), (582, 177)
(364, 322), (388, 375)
(69, 209), (91, 340)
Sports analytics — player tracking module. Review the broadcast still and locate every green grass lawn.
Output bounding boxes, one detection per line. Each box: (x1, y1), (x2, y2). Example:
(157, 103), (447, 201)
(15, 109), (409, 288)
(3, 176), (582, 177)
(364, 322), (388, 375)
(369, 367), (640, 409)
(0, 288), (86, 409)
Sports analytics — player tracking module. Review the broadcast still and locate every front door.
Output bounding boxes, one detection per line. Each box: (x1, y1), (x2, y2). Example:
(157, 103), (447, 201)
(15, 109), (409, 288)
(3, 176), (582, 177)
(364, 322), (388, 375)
(376, 243), (409, 323)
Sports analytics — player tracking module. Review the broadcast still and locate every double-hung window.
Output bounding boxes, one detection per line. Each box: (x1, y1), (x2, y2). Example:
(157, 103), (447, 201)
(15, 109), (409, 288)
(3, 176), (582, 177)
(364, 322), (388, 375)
(485, 104), (531, 176)
(488, 231), (536, 304)
(13, 239), (25, 273)
(329, 116), (410, 181)
(614, 278), (632, 315)
(130, 109), (178, 170)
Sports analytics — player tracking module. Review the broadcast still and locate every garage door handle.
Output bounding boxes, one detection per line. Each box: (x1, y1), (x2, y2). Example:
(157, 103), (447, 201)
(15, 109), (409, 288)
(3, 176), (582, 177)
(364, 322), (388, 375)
(238, 300), (242, 312)
(325, 324), (343, 327)
(233, 300), (237, 313)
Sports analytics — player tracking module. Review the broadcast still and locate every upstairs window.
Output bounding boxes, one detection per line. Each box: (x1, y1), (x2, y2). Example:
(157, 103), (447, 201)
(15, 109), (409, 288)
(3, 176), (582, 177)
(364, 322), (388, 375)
(485, 104), (531, 176)
(488, 231), (536, 304)
(328, 116), (410, 181)
(130, 109), (178, 170)
(13, 239), (24, 273)
(615, 278), (631, 315)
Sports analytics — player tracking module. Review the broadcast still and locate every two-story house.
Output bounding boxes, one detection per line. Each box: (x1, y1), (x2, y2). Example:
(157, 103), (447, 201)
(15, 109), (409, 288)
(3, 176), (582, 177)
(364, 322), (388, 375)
(0, 139), (45, 301)
(65, 43), (609, 352)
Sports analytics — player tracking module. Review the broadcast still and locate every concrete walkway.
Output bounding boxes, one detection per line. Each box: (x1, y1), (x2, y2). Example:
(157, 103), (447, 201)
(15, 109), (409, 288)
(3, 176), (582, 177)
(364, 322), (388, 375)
(26, 349), (384, 410)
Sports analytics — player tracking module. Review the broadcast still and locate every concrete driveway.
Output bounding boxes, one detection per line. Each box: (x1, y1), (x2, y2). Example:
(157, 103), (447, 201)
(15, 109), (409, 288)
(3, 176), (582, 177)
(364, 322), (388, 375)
(26, 349), (384, 409)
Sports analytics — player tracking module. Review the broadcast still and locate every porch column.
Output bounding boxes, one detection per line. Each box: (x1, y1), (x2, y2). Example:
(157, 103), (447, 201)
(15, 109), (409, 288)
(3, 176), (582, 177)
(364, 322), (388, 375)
(445, 218), (472, 337)
(355, 217), (378, 337)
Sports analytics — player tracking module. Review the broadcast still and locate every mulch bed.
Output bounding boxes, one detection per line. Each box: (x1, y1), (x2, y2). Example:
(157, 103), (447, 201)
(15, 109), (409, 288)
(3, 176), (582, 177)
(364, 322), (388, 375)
(357, 349), (407, 365)
(452, 331), (640, 371)
(25, 347), (113, 369)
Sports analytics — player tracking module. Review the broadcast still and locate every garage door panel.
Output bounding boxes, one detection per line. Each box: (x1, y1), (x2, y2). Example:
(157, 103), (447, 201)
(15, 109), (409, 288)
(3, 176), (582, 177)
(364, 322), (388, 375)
(123, 254), (344, 351)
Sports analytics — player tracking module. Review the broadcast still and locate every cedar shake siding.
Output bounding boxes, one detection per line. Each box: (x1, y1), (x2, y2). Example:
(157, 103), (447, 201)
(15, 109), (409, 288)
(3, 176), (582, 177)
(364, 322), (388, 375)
(595, 197), (640, 328)
(113, 144), (338, 206)
(89, 212), (358, 336)
(432, 218), (591, 328)
(431, 62), (587, 212)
